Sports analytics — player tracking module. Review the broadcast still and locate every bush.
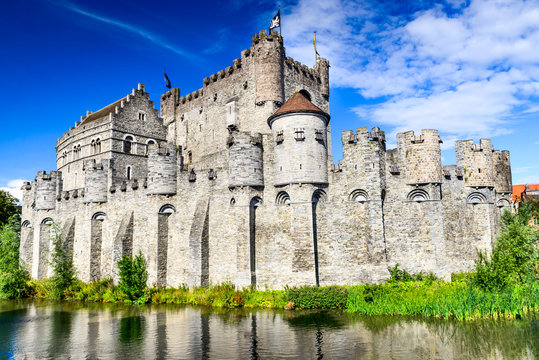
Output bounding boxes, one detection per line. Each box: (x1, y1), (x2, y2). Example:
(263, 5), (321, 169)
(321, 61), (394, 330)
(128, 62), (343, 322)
(286, 285), (348, 309)
(387, 263), (437, 283)
(474, 211), (538, 291)
(49, 222), (76, 299)
(0, 214), (29, 299)
(118, 251), (148, 302)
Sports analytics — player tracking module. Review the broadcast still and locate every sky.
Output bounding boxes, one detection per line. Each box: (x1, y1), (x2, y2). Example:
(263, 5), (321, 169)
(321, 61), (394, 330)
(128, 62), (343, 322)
(1, 0), (538, 201)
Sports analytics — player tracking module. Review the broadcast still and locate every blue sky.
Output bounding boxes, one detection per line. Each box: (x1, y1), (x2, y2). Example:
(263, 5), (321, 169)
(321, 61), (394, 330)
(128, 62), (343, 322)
(1, 0), (538, 200)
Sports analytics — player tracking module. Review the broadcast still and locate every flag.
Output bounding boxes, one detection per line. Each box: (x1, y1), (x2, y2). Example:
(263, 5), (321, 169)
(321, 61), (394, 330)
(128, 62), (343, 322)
(269, 9), (280, 31)
(164, 69), (171, 89)
(314, 32), (320, 57)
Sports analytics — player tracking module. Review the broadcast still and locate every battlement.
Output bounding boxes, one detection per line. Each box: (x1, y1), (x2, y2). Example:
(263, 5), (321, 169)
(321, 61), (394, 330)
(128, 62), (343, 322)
(456, 139), (496, 188)
(35, 171), (59, 181)
(397, 130), (442, 185)
(342, 126), (386, 145)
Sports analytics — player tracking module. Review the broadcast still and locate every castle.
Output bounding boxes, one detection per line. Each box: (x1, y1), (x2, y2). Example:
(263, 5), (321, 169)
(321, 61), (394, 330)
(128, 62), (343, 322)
(20, 30), (513, 288)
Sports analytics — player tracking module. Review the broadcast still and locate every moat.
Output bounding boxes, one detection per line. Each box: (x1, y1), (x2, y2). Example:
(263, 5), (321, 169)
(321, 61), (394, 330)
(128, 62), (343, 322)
(0, 300), (537, 359)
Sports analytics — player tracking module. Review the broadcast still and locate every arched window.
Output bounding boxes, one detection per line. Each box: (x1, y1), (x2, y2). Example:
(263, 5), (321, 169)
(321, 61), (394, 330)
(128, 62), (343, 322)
(146, 139), (156, 155)
(467, 192), (487, 204)
(188, 151), (193, 164)
(158, 204), (176, 214)
(22, 220), (31, 228)
(41, 217), (53, 225)
(126, 166), (132, 180)
(124, 135), (134, 154)
(91, 139), (96, 155)
(349, 189), (368, 202)
(312, 189), (327, 203)
(96, 138), (101, 153)
(92, 212), (106, 221)
(275, 191), (291, 205)
(299, 89), (312, 101)
(407, 189), (429, 202)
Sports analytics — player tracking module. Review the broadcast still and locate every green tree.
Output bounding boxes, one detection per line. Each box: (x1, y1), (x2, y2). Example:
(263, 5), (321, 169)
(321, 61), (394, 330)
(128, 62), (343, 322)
(0, 190), (20, 227)
(118, 251), (148, 302)
(49, 222), (76, 299)
(0, 214), (29, 299)
(474, 210), (539, 290)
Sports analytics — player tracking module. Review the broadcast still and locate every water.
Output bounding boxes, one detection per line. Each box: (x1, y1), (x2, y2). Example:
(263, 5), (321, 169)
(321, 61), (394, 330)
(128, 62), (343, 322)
(0, 300), (537, 359)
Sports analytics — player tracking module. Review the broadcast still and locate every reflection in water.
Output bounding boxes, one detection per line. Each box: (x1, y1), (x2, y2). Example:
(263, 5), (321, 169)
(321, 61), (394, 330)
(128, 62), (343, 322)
(0, 299), (537, 359)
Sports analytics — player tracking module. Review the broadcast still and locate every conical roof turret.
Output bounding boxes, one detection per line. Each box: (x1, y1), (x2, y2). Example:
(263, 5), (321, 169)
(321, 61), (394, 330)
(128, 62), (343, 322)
(268, 91), (330, 126)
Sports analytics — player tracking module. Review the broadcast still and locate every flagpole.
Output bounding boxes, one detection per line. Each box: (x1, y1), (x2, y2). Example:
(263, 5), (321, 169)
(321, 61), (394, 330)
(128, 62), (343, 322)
(279, 5), (282, 37)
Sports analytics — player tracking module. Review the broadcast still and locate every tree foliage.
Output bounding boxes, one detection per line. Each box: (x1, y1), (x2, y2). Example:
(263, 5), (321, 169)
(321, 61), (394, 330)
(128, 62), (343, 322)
(49, 222), (76, 299)
(118, 251), (148, 302)
(0, 214), (29, 299)
(0, 190), (20, 227)
(474, 210), (539, 291)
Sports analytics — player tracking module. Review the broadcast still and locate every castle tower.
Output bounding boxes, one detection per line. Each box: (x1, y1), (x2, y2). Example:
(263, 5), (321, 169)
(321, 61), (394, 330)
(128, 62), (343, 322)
(34, 171), (58, 210)
(314, 57), (330, 100)
(341, 126), (386, 198)
(397, 130), (443, 185)
(147, 143), (177, 195)
(493, 150), (512, 194)
(268, 92), (330, 186)
(252, 30), (284, 106)
(160, 88), (180, 142)
(227, 132), (264, 188)
(83, 159), (108, 203)
(455, 139), (495, 187)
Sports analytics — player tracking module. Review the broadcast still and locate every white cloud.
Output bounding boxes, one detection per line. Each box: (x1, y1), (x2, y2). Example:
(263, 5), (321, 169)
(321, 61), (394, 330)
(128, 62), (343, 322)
(282, 0), (539, 142)
(0, 179), (25, 203)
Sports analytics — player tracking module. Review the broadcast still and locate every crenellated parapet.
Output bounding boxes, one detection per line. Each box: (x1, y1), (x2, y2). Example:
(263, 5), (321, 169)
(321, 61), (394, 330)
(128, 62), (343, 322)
(147, 143), (178, 195)
(34, 171), (59, 210)
(397, 130), (443, 185)
(456, 139), (495, 188)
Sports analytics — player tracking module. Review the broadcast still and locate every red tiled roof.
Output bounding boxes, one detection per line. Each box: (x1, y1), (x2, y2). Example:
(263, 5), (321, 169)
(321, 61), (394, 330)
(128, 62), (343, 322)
(268, 92), (329, 123)
(512, 184), (539, 202)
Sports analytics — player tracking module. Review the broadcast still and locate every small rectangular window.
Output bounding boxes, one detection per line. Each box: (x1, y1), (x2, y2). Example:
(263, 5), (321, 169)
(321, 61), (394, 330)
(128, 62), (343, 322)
(315, 129), (324, 141)
(138, 112), (145, 121)
(294, 128), (305, 141)
(276, 130), (284, 144)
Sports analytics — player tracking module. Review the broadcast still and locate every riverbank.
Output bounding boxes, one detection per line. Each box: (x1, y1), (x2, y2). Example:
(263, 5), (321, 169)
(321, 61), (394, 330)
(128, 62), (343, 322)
(25, 276), (539, 320)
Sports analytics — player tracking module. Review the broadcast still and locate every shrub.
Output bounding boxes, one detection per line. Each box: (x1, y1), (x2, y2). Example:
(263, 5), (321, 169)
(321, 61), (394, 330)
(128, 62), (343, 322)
(49, 222), (76, 299)
(0, 214), (29, 299)
(286, 285), (348, 309)
(388, 263), (437, 283)
(474, 211), (538, 291)
(118, 251), (148, 302)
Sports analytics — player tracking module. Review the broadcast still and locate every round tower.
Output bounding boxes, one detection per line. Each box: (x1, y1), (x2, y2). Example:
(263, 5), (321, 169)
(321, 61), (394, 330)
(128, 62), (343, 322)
(268, 92), (330, 186)
(147, 143), (177, 195)
(252, 30), (284, 105)
(34, 171), (58, 210)
(397, 130), (442, 184)
(83, 160), (108, 203)
(228, 132), (264, 188)
(455, 139), (495, 187)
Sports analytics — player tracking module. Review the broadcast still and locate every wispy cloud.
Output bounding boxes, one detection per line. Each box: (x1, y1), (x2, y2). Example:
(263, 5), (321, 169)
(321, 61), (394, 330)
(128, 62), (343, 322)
(282, 0), (539, 144)
(0, 179), (25, 203)
(50, 0), (202, 62)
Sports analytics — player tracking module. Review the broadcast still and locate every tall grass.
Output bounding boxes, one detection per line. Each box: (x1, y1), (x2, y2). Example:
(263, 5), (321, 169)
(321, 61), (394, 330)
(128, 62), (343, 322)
(346, 279), (539, 320)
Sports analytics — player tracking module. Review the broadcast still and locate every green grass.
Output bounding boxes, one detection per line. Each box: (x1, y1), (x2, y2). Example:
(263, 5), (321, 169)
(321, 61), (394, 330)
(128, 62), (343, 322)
(346, 279), (539, 320)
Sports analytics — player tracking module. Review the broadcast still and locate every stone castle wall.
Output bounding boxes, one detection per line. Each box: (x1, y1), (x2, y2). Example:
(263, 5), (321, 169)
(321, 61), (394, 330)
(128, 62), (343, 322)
(20, 30), (513, 289)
